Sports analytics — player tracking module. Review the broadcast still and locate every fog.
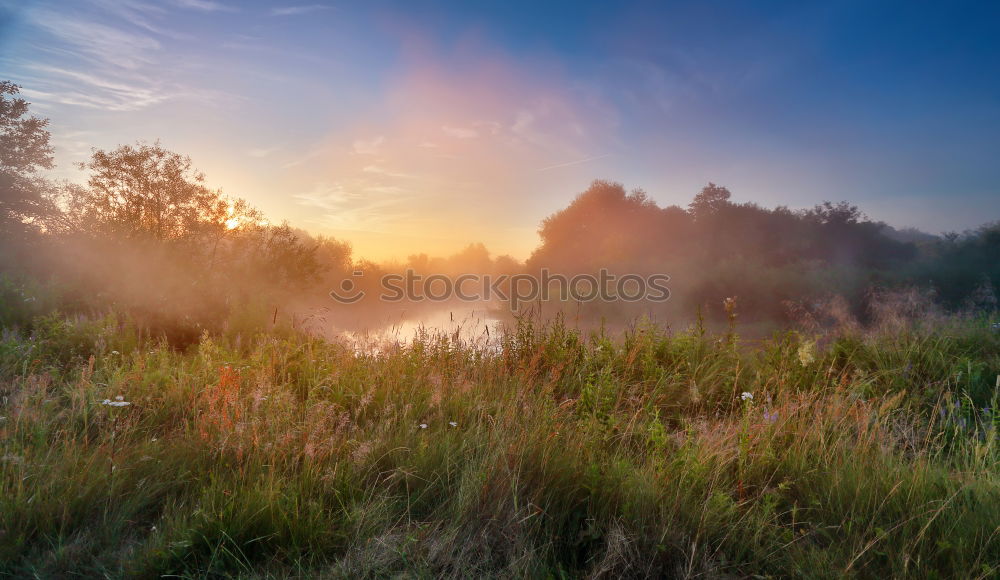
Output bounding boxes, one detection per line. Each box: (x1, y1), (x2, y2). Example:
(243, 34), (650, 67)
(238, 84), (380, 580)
(3, 82), (999, 347)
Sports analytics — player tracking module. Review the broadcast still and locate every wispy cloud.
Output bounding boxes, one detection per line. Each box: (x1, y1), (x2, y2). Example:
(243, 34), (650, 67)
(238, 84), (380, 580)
(362, 165), (414, 179)
(18, 69), (169, 112)
(441, 125), (478, 139)
(87, 0), (178, 38)
(12, 4), (232, 114)
(537, 153), (612, 172)
(28, 9), (161, 70)
(248, 146), (282, 158)
(293, 181), (412, 230)
(352, 136), (384, 155)
(172, 0), (238, 13)
(271, 4), (331, 17)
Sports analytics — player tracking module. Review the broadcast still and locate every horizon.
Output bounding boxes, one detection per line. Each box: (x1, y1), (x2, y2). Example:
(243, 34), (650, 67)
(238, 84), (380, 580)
(2, 0), (999, 261)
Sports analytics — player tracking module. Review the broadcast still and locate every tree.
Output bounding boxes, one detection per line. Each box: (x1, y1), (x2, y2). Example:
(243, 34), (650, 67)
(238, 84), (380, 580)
(529, 180), (666, 272)
(71, 141), (231, 242)
(0, 81), (54, 235)
(688, 182), (731, 219)
(804, 201), (864, 226)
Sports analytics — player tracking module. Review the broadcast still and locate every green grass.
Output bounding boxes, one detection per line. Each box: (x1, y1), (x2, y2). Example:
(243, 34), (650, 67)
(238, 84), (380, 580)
(0, 303), (998, 578)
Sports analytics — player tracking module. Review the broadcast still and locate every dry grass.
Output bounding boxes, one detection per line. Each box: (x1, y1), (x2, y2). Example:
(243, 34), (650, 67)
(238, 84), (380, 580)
(0, 302), (997, 578)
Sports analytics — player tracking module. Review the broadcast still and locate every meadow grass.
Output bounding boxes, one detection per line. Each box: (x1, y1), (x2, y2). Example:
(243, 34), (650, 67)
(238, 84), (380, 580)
(0, 299), (997, 578)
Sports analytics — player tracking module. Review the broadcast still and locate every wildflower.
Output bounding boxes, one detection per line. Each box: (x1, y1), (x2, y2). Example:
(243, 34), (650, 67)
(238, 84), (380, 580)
(419, 423), (428, 429)
(763, 410), (779, 423)
(111, 350), (120, 355)
(797, 339), (815, 366)
(448, 421), (458, 427)
(740, 392), (753, 401)
(101, 398), (131, 407)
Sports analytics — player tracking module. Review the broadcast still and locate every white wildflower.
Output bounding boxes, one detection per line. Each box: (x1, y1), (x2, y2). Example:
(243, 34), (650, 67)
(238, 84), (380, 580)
(111, 350), (120, 355)
(419, 423), (428, 429)
(448, 421), (458, 427)
(797, 339), (815, 366)
(101, 398), (131, 407)
(740, 392), (753, 401)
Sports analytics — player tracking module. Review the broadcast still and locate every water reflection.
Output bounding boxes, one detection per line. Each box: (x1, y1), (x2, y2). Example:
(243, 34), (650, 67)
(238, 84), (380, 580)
(301, 305), (511, 354)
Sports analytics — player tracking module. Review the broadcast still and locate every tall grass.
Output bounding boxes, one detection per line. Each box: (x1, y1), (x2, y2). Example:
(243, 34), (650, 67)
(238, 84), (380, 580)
(0, 297), (997, 577)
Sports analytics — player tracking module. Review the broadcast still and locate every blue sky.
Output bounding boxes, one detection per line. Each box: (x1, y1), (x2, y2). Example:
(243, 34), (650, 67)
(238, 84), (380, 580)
(1, 0), (998, 259)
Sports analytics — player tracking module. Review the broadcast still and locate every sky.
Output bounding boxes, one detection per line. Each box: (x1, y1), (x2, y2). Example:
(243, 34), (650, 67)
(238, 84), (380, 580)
(1, 0), (998, 261)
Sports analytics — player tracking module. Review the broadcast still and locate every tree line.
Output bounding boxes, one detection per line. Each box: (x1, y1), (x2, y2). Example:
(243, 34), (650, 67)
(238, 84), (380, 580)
(1, 80), (997, 339)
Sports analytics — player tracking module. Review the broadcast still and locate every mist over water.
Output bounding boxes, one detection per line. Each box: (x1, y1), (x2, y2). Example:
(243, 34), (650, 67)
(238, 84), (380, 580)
(299, 304), (510, 352)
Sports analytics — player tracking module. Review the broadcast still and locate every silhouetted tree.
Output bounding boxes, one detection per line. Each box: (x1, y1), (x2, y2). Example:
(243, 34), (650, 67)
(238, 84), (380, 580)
(529, 180), (670, 273)
(0, 81), (54, 240)
(69, 141), (231, 243)
(688, 182), (731, 219)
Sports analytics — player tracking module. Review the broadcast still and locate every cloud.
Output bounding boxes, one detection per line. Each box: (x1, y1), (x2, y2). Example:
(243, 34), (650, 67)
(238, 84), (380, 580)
(248, 146), (282, 158)
(9, 5), (234, 115)
(271, 4), (331, 17)
(293, 183), (356, 212)
(511, 111), (534, 134)
(441, 125), (478, 139)
(87, 0), (178, 38)
(277, 39), (621, 257)
(172, 0), (238, 13)
(351, 136), (384, 155)
(293, 181), (413, 230)
(21, 64), (169, 111)
(28, 9), (161, 70)
(280, 144), (331, 169)
(537, 154), (613, 173)
(362, 165), (413, 179)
